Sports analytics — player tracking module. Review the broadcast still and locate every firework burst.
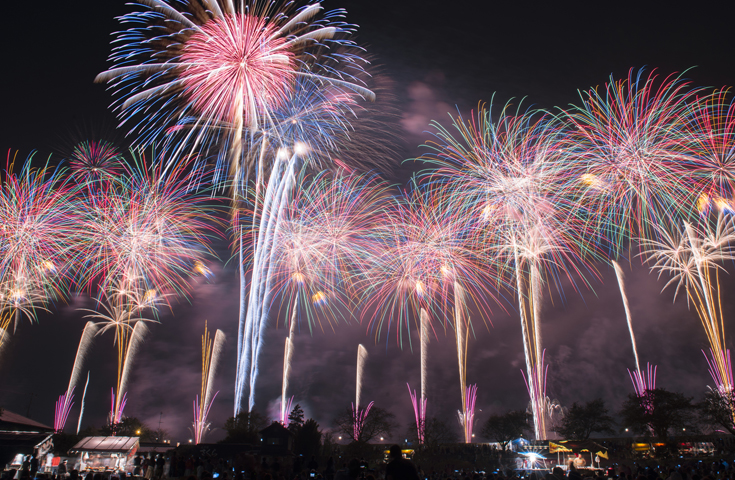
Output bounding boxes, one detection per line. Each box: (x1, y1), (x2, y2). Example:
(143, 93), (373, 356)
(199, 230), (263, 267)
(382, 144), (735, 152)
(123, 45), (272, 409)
(684, 89), (735, 202)
(422, 101), (596, 440)
(68, 140), (124, 184)
(642, 211), (735, 398)
(77, 153), (219, 298)
(360, 181), (498, 347)
(563, 69), (704, 251)
(95, 1), (375, 415)
(0, 153), (80, 334)
(77, 154), (219, 424)
(95, 0), (373, 187)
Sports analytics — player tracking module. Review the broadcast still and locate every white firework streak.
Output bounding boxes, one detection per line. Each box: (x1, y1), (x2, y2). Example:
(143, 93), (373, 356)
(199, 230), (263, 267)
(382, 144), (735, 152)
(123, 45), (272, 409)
(249, 152), (300, 411)
(115, 321), (148, 418)
(55, 321), (99, 432)
(77, 371), (90, 434)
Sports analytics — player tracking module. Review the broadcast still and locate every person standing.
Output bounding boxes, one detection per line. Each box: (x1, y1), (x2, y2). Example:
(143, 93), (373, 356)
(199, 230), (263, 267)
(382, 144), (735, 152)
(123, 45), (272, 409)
(30, 453), (39, 479)
(385, 446), (419, 480)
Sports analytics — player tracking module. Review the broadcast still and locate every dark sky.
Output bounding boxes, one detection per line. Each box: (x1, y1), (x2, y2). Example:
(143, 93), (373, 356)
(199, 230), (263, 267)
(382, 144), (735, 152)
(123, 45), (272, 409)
(2, 1), (735, 443)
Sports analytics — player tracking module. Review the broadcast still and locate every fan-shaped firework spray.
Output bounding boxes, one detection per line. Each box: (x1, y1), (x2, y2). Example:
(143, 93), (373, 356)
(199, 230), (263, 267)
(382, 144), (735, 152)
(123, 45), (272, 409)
(193, 322), (226, 444)
(54, 321), (98, 432)
(352, 344), (373, 441)
(643, 211), (735, 403)
(407, 308), (429, 443)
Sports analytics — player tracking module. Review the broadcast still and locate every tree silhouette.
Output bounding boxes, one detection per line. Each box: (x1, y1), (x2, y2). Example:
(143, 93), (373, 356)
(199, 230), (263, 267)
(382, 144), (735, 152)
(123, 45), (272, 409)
(294, 418), (322, 457)
(221, 410), (268, 444)
(700, 389), (735, 435)
(481, 410), (530, 451)
(555, 399), (615, 440)
(288, 404), (305, 432)
(407, 417), (458, 447)
(620, 388), (697, 440)
(333, 405), (397, 443)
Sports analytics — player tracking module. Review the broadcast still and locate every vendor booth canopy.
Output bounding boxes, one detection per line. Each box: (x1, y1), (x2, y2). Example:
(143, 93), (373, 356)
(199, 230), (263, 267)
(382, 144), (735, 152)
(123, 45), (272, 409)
(0, 409), (54, 467)
(71, 436), (139, 454)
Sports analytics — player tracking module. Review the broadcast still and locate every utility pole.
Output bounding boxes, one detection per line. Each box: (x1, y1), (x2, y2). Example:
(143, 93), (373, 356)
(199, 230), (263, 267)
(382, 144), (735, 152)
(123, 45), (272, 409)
(157, 411), (163, 441)
(25, 392), (35, 418)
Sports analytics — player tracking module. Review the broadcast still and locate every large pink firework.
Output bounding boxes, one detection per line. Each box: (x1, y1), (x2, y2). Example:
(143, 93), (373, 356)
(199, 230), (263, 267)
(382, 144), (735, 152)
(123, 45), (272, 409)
(180, 14), (295, 128)
(95, 0), (373, 183)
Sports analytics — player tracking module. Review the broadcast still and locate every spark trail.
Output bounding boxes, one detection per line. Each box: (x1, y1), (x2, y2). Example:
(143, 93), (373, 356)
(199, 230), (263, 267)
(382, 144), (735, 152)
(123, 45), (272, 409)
(408, 308), (429, 443)
(613, 260), (657, 395)
(194, 322), (226, 444)
(352, 344), (373, 441)
(54, 321), (98, 432)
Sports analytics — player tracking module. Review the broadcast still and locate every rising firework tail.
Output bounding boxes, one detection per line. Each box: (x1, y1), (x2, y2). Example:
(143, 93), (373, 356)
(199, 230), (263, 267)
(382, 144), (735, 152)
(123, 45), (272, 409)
(193, 321), (226, 444)
(628, 363), (657, 398)
(407, 384), (427, 444)
(280, 318), (296, 424)
(53, 321), (98, 433)
(457, 383), (477, 443)
(77, 372), (90, 435)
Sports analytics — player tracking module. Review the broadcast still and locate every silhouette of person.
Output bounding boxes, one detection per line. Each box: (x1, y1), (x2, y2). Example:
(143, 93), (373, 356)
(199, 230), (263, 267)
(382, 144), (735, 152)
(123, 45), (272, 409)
(385, 446), (419, 480)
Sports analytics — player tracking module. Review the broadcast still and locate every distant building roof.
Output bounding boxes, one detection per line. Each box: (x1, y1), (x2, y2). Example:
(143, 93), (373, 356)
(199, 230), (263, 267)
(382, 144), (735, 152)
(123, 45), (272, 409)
(260, 422), (293, 437)
(71, 436), (139, 453)
(0, 410), (53, 432)
(138, 442), (174, 453)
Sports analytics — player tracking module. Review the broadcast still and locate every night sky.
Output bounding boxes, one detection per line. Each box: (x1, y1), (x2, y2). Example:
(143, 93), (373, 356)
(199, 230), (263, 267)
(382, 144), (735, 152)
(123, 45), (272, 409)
(2, 1), (735, 443)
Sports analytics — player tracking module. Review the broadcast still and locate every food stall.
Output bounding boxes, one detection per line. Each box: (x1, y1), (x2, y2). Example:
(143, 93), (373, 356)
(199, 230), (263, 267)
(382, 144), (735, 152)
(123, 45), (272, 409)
(70, 436), (139, 473)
